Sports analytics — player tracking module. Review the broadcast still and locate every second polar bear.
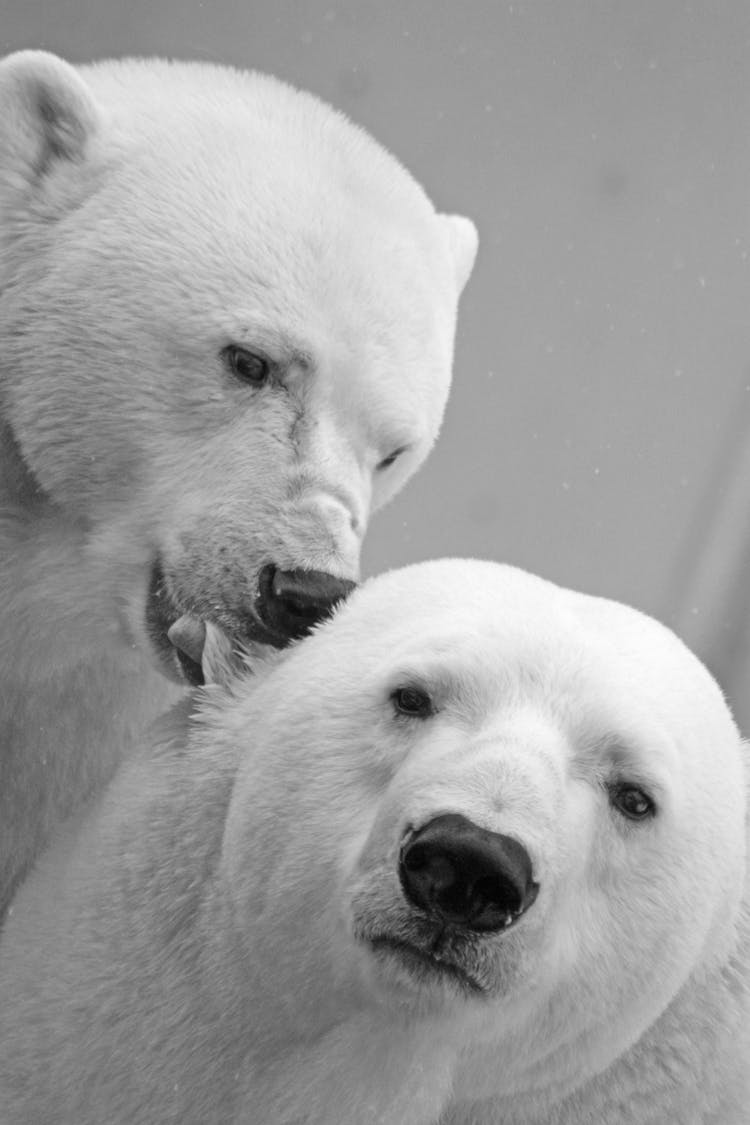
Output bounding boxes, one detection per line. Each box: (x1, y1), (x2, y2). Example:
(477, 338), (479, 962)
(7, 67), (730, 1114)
(0, 560), (747, 1124)
(0, 51), (477, 917)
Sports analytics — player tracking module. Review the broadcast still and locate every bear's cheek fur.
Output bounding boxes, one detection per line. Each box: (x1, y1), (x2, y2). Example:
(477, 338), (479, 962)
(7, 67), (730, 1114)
(218, 777), (376, 1034)
(524, 783), (739, 1058)
(213, 685), (396, 1002)
(3, 262), (293, 514)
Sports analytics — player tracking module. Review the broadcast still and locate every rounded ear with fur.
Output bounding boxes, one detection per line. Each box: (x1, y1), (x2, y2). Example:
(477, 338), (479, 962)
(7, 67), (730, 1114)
(0, 50), (100, 207)
(440, 213), (479, 295)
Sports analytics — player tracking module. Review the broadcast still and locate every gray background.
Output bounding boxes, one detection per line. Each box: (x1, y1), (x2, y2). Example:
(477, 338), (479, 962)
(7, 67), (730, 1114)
(3, 0), (750, 728)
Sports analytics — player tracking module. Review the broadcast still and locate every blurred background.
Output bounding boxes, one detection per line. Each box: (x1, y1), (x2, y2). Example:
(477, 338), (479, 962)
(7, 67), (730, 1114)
(3, 0), (750, 729)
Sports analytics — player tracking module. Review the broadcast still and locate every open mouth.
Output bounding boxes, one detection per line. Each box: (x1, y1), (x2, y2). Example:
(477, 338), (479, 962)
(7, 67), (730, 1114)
(145, 557), (357, 688)
(144, 558), (319, 688)
(366, 934), (485, 996)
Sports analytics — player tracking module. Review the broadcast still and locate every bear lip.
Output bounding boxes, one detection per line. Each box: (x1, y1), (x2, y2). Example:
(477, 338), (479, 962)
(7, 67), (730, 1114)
(367, 934), (485, 995)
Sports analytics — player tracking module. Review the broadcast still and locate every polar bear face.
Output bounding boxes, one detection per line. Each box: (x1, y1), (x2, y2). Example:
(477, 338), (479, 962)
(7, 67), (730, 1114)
(215, 559), (746, 1092)
(0, 52), (476, 678)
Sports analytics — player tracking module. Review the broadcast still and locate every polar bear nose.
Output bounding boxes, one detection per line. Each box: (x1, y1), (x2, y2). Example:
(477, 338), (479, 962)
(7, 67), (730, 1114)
(255, 565), (356, 643)
(399, 814), (539, 933)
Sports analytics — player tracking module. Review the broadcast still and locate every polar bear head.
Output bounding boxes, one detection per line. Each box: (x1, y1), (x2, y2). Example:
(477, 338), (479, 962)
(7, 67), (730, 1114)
(0, 52), (476, 681)
(209, 559), (746, 1109)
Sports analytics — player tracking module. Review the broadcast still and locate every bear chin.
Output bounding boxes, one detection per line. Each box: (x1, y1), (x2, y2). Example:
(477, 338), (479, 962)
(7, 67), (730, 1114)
(350, 908), (529, 1009)
(365, 934), (488, 997)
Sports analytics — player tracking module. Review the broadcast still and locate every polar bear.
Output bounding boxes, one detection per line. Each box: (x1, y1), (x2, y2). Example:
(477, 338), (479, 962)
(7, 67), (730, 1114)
(0, 559), (747, 1125)
(0, 51), (477, 918)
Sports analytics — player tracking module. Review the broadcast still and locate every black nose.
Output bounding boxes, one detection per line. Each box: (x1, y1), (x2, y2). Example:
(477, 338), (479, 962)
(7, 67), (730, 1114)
(255, 565), (356, 644)
(399, 813), (539, 933)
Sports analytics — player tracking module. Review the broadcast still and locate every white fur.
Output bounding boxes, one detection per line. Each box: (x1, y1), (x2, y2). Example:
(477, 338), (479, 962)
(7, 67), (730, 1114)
(0, 51), (477, 915)
(0, 559), (746, 1124)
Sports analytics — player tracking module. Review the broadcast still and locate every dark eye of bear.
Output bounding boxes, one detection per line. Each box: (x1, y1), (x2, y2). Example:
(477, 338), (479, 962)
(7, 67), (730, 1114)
(223, 345), (271, 386)
(391, 685), (433, 718)
(377, 447), (405, 471)
(610, 783), (656, 821)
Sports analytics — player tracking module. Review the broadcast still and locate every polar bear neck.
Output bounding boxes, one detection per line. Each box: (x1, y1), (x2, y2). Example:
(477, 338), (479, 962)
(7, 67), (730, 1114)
(227, 1015), (459, 1125)
(200, 947), (749, 1125)
(0, 440), (181, 916)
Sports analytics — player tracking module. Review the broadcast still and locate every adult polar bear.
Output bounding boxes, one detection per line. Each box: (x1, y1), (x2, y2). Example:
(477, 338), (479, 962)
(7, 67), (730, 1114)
(0, 51), (477, 917)
(0, 560), (747, 1125)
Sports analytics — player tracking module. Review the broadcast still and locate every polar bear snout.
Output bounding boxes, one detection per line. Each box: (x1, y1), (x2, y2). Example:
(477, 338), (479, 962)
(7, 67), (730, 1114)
(398, 814), (539, 933)
(146, 558), (357, 685)
(254, 565), (357, 644)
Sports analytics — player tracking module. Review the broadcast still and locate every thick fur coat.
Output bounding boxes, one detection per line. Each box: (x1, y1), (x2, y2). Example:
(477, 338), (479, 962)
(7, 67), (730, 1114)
(0, 560), (746, 1124)
(0, 51), (477, 915)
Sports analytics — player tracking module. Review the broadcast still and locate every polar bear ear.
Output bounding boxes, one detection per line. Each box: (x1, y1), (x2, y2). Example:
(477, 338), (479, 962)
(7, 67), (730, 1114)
(440, 213), (479, 295)
(0, 51), (100, 203)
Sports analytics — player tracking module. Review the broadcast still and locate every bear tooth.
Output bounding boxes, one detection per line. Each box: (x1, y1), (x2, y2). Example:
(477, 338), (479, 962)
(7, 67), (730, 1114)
(167, 614), (206, 666)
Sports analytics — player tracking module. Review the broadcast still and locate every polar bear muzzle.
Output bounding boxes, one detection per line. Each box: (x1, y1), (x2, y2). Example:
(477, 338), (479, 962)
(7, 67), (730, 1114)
(146, 559), (355, 685)
(399, 813), (539, 933)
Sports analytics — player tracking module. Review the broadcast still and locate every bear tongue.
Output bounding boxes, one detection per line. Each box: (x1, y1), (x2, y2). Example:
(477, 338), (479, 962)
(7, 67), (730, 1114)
(167, 615), (206, 687)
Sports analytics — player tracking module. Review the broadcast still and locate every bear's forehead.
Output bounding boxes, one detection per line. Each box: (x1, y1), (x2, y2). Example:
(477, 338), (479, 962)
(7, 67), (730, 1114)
(325, 561), (732, 743)
(350, 562), (678, 675)
(82, 61), (438, 237)
(76, 123), (453, 357)
(373, 625), (650, 740)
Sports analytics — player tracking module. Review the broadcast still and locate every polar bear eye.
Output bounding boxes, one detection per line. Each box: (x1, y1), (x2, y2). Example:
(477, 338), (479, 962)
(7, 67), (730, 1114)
(391, 685), (433, 718)
(609, 783), (656, 821)
(376, 447), (407, 472)
(222, 345), (271, 386)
